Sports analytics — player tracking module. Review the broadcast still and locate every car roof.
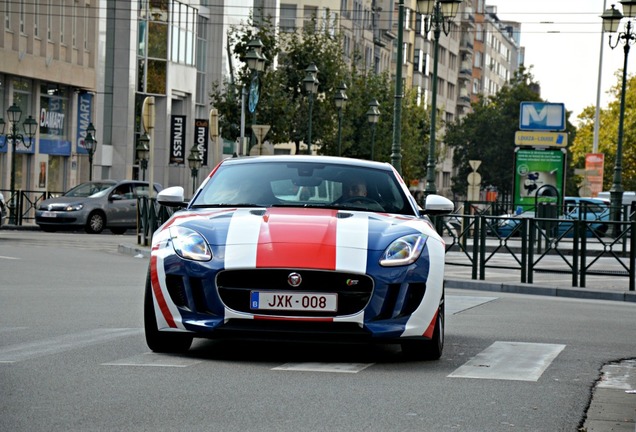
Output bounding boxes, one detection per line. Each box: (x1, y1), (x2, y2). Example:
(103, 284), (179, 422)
(220, 155), (396, 172)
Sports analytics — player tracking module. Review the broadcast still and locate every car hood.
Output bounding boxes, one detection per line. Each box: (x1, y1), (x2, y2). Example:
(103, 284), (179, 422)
(156, 207), (441, 266)
(39, 196), (95, 207)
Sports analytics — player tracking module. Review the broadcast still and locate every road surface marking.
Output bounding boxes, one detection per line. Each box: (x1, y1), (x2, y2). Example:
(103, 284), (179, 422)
(447, 295), (498, 315)
(103, 352), (201, 367)
(0, 328), (142, 363)
(273, 362), (374, 373)
(448, 341), (566, 381)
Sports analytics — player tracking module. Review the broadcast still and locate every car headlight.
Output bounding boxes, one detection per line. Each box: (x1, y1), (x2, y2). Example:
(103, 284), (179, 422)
(380, 234), (427, 267)
(65, 203), (84, 211)
(168, 226), (212, 261)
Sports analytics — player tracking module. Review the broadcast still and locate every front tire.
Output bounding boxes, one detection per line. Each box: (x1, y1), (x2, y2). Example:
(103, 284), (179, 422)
(401, 300), (444, 361)
(85, 212), (105, 234)
(144, 271), (193, 353)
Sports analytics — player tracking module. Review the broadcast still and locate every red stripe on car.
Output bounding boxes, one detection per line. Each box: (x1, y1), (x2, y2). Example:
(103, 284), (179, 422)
(256, 208), (338, 270)
(150, 254), (177, 328)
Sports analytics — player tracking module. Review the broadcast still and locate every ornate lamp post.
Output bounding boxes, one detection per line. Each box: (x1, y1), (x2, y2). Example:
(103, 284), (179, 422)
(417, 0), (462, 195)
(0, 103), (37, 224)
(366, 99), (381, 161)
(303, 63), (319, 154)
(334, 82), (348, 156)
(136, 133), (150, 181)
(187, 145), (203, 196)
(601, 0), (636, 231)
(245, 37), (266, 152)
(84, 122), (97, 181)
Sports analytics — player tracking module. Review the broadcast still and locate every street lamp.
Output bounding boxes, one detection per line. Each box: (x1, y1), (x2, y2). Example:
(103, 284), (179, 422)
(0, 103), (37, 224)
(187, 145), (203, 196)
(601, 0), (636, 231)
(303, 63), (319, 154)
(136, 133), (150, 181)
(366, 99), (381, 160)
(418, 0), (462, 195)
(245, 37), (266, 152)
(84, 122), (97, 181)
(334, 82), (348, 156)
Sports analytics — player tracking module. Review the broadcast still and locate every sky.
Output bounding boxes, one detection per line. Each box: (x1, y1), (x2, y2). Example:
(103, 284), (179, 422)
(488, 0), (625, 122)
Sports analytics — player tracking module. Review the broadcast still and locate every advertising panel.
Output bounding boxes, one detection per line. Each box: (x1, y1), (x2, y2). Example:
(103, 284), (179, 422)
(585, 153), (604, 198)
(194, 118), (209, 166)
(513, 148), (566, 211)
(169, 115), (186, 165)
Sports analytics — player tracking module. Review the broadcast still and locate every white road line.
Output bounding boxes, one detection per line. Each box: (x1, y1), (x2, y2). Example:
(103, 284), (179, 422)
(448, 341), (566, 381)
(102, 352), (201, 367)
(447, 295), (498, 315)
(273, 362), (374, 373)
(0, 328), (142, 363)
(0, 255), (19, 260)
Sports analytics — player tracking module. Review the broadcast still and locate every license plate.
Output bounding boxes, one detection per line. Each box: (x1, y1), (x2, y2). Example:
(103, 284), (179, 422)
(42, 211), (57, 218)
(250, 291), (338, 312)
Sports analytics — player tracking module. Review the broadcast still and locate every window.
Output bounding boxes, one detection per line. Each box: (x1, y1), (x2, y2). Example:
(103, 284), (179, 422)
(475, 23), (483, 41)
(438, 47), (447, 65)
(61, 2), (65, 44)
(34, 2), (40, 37)
(47, 0), (52, 40)
(84, 5), (89, 49)
(304, 5), (317, 30)
(5, 0), (10, 30)
(474, 51), (482, 68)
(195, 15), (208, 104)
(449, 53), (457, 70)
(19, 0), (25, 33)
(280, 4), (296, 32)
(170, 0), (196, 65)
(72, 3), (77, 46)
(447, 82), (455, 99)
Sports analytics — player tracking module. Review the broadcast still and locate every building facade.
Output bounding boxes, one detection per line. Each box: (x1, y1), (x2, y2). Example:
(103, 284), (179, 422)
(0, 0), (522, 211)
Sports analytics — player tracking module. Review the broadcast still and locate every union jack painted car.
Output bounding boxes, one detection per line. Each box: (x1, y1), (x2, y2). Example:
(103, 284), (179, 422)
(145, 156), (454, 360)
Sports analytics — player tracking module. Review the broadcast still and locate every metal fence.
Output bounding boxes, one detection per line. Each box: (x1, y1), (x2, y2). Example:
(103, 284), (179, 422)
(439, 210), (635, 291)
(0, 189), (61, 225)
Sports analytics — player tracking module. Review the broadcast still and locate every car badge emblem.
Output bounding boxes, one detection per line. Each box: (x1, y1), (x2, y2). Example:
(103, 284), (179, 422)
(346, 279), (359, 286)
(287, 272), (302, 287)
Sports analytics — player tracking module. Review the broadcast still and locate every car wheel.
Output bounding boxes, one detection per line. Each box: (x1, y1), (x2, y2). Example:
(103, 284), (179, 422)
(85, 212), (105, 234)
(401, 301), (444, 361)
(110, 227), (127, 235)
(144, 271), (193, 353)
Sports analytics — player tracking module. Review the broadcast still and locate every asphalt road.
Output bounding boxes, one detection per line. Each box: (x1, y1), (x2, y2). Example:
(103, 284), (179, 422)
(1, 231), (635, 431)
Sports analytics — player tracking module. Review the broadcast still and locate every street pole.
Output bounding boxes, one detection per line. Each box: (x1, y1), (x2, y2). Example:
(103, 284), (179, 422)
(425, 5), (442, 195)
(601, 1), (636, 234)
(391, 0), (404, 175)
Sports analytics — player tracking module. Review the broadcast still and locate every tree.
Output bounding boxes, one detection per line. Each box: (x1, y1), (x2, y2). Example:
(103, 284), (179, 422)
(571, 71), (636, 192)
(445, 67), (577, 203)
(209, 12), (436, 186)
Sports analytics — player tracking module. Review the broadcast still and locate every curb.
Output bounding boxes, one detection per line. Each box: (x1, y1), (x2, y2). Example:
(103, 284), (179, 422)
(446, 279), (636, 303)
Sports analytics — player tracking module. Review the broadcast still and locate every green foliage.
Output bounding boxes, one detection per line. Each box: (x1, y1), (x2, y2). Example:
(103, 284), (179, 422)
(571, 71), (636, 192)
(208, 13), (434, 184)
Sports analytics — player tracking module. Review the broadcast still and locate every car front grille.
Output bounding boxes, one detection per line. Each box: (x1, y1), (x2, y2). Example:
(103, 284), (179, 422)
(216, 269), (373, 317)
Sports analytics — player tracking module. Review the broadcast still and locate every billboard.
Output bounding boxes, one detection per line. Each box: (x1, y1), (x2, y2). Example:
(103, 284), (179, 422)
(513, 148), (566, 211)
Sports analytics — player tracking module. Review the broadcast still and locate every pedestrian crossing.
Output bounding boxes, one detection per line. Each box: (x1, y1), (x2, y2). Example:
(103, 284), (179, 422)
(0, 295), (566, 381)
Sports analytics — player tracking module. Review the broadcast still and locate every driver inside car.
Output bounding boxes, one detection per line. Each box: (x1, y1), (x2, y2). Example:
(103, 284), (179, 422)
(343, 178), (368, 200)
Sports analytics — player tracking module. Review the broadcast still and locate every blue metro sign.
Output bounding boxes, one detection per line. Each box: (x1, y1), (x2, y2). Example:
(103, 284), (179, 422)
(519, 102), (565, 131)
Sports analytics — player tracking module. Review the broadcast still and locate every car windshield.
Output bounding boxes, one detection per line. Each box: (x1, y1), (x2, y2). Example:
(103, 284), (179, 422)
(191, 161), (414, 215)
(64, 182), (114, 198)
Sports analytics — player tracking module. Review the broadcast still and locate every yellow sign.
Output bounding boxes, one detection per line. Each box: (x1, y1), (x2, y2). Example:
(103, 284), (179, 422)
(514, 131), (568, 147)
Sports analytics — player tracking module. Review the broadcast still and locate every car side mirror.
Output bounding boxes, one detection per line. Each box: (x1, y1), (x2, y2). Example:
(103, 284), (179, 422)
(157, 186), (187, 208)
(421, 194), (454, 216)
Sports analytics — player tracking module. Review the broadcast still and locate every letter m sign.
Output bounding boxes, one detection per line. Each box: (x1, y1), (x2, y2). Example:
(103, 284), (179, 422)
(519, 102), (565, 131)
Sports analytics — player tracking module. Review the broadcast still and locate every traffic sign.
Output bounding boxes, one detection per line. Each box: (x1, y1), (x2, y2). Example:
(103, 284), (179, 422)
(519, 102), (565, 131)
(514, 131), (568, 147)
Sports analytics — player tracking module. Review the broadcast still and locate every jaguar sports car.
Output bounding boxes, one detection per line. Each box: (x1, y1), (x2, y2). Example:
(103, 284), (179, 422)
(145, 156), (454, 360)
